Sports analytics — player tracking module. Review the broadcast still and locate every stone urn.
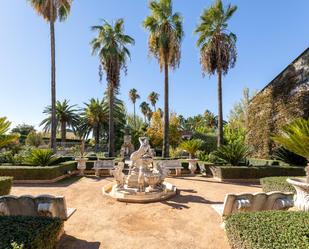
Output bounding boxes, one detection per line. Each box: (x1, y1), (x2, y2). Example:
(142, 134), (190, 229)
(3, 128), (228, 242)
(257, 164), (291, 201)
(287, 177), (309, 211)
(187, 159), (198, 175)
(75, 157), (88, 176)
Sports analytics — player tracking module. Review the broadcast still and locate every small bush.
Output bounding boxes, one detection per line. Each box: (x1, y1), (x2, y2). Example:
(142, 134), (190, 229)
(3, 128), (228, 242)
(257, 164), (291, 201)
(25, 131), (44, 147)
(26, 149), (58, 166)
(260, 176), (303, 193)
(225, 211), (309, 249)
(0, 216), (63, 249)
(0, 176), (13, 195)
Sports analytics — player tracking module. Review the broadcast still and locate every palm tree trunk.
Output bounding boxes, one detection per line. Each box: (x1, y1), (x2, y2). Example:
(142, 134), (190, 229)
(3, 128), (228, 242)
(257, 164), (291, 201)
(163, 61), (169, 158)
(217, 67), (224, 147)
(108, 85), (115, 157)
(50, 3), (57, 153)
(95, 124), (100, 152)
(133, 102), (136, 128)
(61, 121), (66, 145)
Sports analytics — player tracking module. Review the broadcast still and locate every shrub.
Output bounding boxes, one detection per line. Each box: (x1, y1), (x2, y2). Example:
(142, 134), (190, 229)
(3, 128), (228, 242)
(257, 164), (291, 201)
(260, 176), (302, 193)
(25, 131), (44, 147)
(179, 139), (203, 158)
(0, 176), (13, 195)
(0, 161), (76, 180)
(192, 132), (217, 153)
(211, 142), (250, 165)
(26, 149), (58, 166)
(225, 211), (309, 249)
(0, 216), (63, 249)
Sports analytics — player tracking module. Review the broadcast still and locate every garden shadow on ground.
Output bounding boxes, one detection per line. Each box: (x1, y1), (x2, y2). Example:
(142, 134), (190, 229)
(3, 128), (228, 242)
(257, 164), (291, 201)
(58, 234), (100, 249)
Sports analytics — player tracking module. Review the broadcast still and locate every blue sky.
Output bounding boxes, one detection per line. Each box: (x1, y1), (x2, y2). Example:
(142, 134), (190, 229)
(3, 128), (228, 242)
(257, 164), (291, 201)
(0, 0), (309, 129)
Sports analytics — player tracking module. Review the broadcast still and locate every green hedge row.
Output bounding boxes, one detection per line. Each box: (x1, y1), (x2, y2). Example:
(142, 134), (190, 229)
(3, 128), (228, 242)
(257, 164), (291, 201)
(0, 216), (63, 249)
(225, 211), (309, 249)
(0, 161), (77, 180)
(260, 176), (303, 193)
(0, 176), (13, 195)
(247, 158), (288, 167)
(211, 166), (305, 180)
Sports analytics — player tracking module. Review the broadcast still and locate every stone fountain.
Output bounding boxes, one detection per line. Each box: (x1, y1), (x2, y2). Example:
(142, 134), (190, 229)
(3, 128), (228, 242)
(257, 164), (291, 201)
(103, 137), (177, 203)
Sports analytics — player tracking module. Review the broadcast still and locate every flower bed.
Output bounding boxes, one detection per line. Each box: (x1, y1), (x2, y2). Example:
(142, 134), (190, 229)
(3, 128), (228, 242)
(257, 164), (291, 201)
(0, 216), (63, 249)
(225, 211), (309, 249)
(0, 176), (13, 195)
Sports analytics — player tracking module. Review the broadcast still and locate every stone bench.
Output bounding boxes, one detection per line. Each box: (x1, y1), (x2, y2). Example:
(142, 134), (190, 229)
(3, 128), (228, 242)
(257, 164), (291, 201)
(93, 160), (115, 177)
(159, 160), (183, 176)
(0, 195), (76, 220)
(212, 191), (294, 219)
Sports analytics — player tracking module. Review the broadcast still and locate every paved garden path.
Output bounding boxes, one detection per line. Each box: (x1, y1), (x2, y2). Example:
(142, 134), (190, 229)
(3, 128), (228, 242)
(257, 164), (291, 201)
(12, 176), (261, 249)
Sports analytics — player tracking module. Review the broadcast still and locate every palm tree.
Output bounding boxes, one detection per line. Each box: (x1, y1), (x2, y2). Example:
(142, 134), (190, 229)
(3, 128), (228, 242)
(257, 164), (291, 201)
(40, 99), (79, 144)
(28, 0), (72, 152)
(143, 0), (184, 158)
(91, 19), (135, 157)
(0, 117), (19, 149)
(148, 91), (159, 111)
(129, 88), (140, 127)
(140, 102), (150, 123)
(80, 98), (108, 152)
(195, 0), (237, 147)
(146, 106), (153, 123)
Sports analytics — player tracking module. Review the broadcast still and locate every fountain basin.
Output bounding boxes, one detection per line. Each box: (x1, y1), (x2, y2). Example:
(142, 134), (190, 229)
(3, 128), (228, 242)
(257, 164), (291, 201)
(287, 178), (309, 211)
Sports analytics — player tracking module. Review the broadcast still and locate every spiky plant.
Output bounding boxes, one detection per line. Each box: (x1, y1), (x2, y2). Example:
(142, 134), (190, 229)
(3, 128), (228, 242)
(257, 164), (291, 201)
(179, 139), (203, 159)
(28, 0), (73, 152)
(143, 0), (184, 158)
(148, 91), (159, 111)
(26, 149), (58, 166)
(195, 0), (237, 147)
(91, 18), (134, 157)
(0, 117), (19, 149)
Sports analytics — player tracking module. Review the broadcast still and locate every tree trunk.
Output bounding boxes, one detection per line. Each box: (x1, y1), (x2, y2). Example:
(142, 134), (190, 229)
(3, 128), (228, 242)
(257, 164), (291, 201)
(108, 86), (115, 157)
(163, 61), (170, 158)
(217, 67), (224, 147)
(154, 104), (156, 112)
(61, 121), (66, 145)
(133, 102), (136, 128)
(95, 124), (100, 153)
(50, 3), (57, 153)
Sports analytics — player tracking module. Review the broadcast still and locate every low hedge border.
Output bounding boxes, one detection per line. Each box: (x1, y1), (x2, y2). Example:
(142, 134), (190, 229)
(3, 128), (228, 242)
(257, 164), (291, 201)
(248, 158), (289, 167)
(0, 161), (77, 180)
(0, 176), (13, 195)
(260, 176), (304, 193)
(0, 216), (63, 249)
(211, 166), (305, 180)
(225, 211), (309, 249)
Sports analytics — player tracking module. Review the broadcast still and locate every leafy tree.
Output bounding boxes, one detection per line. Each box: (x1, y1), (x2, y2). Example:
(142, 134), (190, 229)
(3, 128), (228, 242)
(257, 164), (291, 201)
(127, 113), (144, 132)
(143, 0), (184, 158)
(28, 0), (73, 152)
(148, 91), (159, 111)
(195, 0), (237, 147)
(91, 19), (134, 157)
(129, 88), (140, 128)
(169, 113), (182, 148)
(40, 99), (79, 144)
(0, 117), (19, 149)
(11, 124), (36, 144)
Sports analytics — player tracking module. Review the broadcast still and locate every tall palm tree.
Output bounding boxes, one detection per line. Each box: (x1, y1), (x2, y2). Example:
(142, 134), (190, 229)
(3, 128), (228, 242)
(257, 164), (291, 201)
(148, 91), (159, 111)
(40, 99), (79, 144)
(195, 0), (237, 147)
(80, 98), (108, 152)
(91, 19), (134, 157)
(129, 88), (140, 127)
(143, 0), (184, 158)
(140, 102), (150, 123)
(0, 117), (19, 149)
(28, 0), (72, 152)
(146, 106), (153, 123)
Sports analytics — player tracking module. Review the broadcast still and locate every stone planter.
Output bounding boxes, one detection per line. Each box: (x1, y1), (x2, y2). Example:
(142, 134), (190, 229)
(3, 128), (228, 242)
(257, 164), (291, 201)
(187, 159), (198, 175)
(287, 177), (309, 211)
(75, 158), (88, 176)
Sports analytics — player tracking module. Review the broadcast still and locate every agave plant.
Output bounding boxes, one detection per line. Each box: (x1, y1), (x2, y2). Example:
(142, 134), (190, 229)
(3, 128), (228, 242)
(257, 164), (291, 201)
(179, 139), (203, 159)
(26, 149), (58, 166)
(211, 142), (250, 166)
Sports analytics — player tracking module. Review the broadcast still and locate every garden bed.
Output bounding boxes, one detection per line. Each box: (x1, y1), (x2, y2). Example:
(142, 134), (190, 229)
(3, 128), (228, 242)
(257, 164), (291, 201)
(0, 216), (63, 249)
(210, 165), (305, 181)
(0, 176), (13, 195)
(260, 176), (305, 193)
(0, 161), (77, 183)
(225, 211), (309, 249)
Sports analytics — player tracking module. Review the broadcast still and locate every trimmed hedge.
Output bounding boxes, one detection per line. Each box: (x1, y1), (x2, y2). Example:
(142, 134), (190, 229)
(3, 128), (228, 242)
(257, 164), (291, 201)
(248, 158), (288, 167)
(211, 166), (305, 180)
(260, 176), (302, 193)
(225, 211), (309, 249)
(0, 216), (63, 249)
(0, 176), (13, 195)
(0, 161), (77, 180)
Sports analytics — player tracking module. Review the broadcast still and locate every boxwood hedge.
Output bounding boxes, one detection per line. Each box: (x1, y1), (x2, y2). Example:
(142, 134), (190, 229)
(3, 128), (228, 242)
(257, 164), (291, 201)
(260, 176), (304, 193)
(225, 211), (309, 249)
(0, 216), (63, 249)
(0, 161), (77, 180)
(0, 176), (13, 195)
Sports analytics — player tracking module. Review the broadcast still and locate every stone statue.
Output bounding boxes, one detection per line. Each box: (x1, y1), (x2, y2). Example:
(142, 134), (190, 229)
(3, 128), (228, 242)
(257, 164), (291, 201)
(112, 162), (125, 188)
